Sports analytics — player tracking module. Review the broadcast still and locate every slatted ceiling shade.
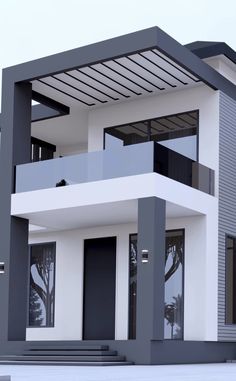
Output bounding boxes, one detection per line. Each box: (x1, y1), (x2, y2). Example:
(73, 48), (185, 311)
(131, 123), (148, 133)
(31, 47), (201, 109)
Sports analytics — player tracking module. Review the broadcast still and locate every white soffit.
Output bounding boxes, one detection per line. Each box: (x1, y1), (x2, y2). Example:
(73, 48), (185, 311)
(31, 48), (201, 108)
(27, 200), (200, 232)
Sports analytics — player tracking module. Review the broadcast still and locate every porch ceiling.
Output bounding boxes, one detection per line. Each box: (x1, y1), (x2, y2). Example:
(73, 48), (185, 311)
(31, 48), (201, 109)
(27, 200), (201, 233)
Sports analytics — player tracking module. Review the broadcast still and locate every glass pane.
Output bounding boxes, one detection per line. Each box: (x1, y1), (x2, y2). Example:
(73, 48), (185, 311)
(104, 132), (124, 149)
(225, 236), (236, 324)
(104, 111), (198, 160)
(164, 230), (184, 339)
(158, 135), (197, 160)
(129, 234), (137, 339)
(29, 243), (56, 327)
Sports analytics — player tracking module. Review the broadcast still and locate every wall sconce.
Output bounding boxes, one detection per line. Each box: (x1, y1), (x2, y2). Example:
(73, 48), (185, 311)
(0, 262), (5, 274)
(141, 250), (149, 263)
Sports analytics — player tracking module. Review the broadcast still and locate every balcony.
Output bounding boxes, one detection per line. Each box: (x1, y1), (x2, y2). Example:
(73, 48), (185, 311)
(15, 142), (214, 196)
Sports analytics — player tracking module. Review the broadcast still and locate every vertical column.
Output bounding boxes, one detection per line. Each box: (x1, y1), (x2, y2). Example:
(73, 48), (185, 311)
(0, 72), (32, 341)
(136, 197), (166, 342)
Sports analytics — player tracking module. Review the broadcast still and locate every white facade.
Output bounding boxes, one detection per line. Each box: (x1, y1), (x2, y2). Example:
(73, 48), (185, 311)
(10, 67), (221, 343)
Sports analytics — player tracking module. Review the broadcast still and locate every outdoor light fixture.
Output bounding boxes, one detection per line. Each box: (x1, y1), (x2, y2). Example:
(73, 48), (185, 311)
(0, 262), (5, 274)
(141, 250), (149, 263)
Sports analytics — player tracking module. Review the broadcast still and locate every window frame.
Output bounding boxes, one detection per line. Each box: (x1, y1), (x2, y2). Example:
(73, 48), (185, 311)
(225, 234), (236, 325)
(128, 233), (138, 340)
(27, 241), (56, 328)
(164, 228), (185, 340)
(103, 110), (199, 162)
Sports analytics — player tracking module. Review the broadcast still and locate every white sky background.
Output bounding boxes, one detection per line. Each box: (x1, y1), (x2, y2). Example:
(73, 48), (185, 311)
(0, 0), (236, 108)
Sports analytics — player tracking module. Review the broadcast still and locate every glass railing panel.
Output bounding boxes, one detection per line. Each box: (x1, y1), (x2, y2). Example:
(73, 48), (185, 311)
(192, 162), (215, 196)
(15, 142), (155, 193)
(15, 141), (214, 196)
(154, 143), (215, 196)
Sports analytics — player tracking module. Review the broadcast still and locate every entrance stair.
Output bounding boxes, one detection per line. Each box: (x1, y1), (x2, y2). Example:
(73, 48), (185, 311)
(0, 344), (133, 366)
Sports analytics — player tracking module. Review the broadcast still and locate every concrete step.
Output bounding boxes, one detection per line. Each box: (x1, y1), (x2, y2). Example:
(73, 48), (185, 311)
(23, 350), (117, 356)
(28, 345), (109, 351)
(0, 360), (133, 366)
(2, 344), (133, 366)
(0, 355), (126, 362)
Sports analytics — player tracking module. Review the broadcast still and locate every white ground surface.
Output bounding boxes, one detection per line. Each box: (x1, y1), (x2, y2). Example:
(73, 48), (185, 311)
(1, 363), (236, 381)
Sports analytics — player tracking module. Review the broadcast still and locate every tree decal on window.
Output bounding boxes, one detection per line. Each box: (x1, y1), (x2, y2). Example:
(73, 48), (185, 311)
(164, 231), (184, 339)
(29, 243), (56, 327)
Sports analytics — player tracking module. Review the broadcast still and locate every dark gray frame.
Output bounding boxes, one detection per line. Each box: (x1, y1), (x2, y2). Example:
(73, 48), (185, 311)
(3, 27), (236, 98)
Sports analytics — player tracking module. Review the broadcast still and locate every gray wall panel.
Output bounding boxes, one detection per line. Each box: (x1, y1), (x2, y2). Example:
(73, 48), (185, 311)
(218, 91), (236, 340)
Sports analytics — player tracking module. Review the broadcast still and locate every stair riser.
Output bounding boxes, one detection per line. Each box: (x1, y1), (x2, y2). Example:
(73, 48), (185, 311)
(23, 350), (117, 356)
(28, 346), (109, 351)
(0, 361), (133, 366)
(0, 356), (125, 362)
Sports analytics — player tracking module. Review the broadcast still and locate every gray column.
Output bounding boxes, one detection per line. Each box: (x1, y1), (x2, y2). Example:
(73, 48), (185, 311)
(136, 197), (166, 342)
(0, 74), (31, 341)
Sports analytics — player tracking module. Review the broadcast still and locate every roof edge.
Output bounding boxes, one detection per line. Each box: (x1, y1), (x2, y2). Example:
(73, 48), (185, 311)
(186, 41), (236, 66)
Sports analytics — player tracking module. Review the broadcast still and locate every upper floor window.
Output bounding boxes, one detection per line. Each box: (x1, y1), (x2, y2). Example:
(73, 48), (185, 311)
(104, 110), (198, 161)
(225, 235), (236, 324)
(31, 137), (56, 162)
(29, 242), (56, 327)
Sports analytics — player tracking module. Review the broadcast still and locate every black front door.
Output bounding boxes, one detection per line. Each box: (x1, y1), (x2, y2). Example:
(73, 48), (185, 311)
(83, 237), (116, 340)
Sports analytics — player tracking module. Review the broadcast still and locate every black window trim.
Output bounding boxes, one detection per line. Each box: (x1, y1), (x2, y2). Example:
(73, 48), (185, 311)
(165, 228), (185, 341)
(27, 241), (56, 328)
(103, 109), (199, 162)
(225, 233), (236, 326)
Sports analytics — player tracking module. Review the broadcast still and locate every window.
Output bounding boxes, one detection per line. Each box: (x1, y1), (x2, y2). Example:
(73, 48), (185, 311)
(128, 230), (184, 340)
(128, 234), (137, 339)
(225, 235), (236, 324)
(164, 230), (184, 339)
(104, 110), (198, 161)
(29, 242), (56, 327)
(31, 137), (56, 162)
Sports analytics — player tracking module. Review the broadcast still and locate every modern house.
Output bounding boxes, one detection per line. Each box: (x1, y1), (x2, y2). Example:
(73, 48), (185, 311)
(1, 26), (236, 365)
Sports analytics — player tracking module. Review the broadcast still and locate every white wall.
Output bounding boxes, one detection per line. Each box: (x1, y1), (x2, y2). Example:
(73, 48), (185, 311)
(31, 107), (89, 156)
(27, 222), (136, 341)
(27, 208), (218, 342)
(88, 85), (220, 196)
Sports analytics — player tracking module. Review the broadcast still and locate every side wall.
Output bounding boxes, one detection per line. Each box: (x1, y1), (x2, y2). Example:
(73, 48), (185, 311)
(218, 91), (236, 340)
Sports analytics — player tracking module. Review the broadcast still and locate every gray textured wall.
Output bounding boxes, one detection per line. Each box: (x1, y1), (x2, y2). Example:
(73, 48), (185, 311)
(218, 91), (236, 340)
